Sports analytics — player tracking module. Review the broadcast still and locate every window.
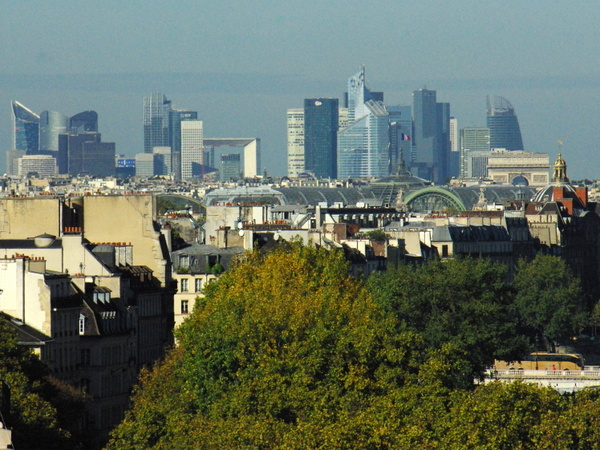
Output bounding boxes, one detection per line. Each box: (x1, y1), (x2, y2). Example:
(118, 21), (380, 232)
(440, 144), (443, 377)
(195, 278), (202, 293)
(181, 300), (189, 314)
(180, 278), (188, 292)
(79, 314), (86, 335)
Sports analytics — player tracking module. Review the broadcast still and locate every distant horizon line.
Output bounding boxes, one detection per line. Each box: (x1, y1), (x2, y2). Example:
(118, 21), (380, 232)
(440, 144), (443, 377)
(1, 72), (599, 95)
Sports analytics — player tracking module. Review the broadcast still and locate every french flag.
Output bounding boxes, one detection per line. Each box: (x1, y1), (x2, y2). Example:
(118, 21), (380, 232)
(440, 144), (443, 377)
(400, 133), (411, 141)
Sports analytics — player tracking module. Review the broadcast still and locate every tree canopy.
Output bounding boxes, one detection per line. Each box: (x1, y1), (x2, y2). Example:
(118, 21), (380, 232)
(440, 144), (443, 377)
(369, 258), (529, 380)
(0, 319), (85, 449)
(108, 246), (600, 448)
(514, 254), (586, 346)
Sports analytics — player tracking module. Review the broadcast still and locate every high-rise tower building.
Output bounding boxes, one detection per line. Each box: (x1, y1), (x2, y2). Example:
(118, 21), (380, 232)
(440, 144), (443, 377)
(220, 153), (241, 182)
(486, 96), (524, 151)
(460, 127), (490, 178)
(387, 105), (412, 175)
(304, 98), (339, 178)
(411, 89), (451, 184)
(286, 108), (305, 177)
(338, 67), (389, 179)
(58, 132), (115, 176)
(181, 120), (203, 179)
(169, 109), (198, 179)
(346, 66), (371, 123)
(143, 93), (172, 153)
(12, 101), (40, 153)
(39, 110), (69, 152)
(70, 111), (98, 133)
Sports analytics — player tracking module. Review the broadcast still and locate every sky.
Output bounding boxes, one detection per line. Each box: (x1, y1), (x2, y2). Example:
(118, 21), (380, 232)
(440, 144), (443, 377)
(1, 1), (600, 179)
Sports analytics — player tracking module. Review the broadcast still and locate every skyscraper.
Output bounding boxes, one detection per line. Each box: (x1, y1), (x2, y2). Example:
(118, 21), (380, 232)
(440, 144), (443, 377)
(143, 93), (172, 153)
(70, 111), (98, 133)
(286, 108), (304, 177)
(460, 127), (490, 178)
(411, 89), (451, 184)
(387, 105), (412, 174)
(12, 101), (40, 153)
(448, 117), (460, 179)
(169, 109), (198, 179)
(220, 153), (241, 182)
(486, 96), (524, 151)
(58, 132), (115, 176)
(304, 98), (339, 178)
(338, 67), (389, 179)
(346, 66), (371, 123)
(153, 147), (172, 176)
(39, 110), (69, 152)
(181, 120), (203, 179)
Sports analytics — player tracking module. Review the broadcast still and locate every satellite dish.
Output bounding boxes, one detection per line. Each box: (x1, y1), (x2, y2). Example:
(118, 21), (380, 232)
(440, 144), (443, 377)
(239, 229), (245, 237)
(273, 232), (280, 241)
(237, 221), (243, 229)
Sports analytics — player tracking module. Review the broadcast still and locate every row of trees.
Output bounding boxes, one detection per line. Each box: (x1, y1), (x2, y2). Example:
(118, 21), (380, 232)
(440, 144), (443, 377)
(106, 244), (597, 448)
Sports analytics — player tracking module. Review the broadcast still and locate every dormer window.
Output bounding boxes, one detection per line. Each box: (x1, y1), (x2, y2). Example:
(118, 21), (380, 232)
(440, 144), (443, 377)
(79, 314), (86, 335)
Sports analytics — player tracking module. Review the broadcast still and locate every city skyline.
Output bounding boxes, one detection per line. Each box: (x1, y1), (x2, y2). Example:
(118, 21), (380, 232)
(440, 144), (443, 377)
(1, 2), (599, 179)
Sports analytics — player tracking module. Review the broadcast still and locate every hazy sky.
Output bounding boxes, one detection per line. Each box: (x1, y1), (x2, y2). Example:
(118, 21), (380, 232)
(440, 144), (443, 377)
(1, 1), (599, 178)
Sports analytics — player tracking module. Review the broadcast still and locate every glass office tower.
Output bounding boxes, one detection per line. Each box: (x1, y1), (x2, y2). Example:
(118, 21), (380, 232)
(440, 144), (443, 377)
(12, 101), (40, 153)
(388, 105), (412, 174)
(70, 111), (98, 133)
(486, 96), (524, 151)
(143, 93), (172, 153)
(304, 98), (339, 178)
(40, 110), (69, 151)
(338, 101), (389, 179)
(338, 67), (389, 179)
(411, 89), (451, 184)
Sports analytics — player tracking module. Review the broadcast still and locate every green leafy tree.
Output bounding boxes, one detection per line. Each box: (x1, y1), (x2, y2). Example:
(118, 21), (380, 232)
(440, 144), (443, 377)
(0, 319), (85, 449)
(109, 244), (467, 448)
(368, 258), (528, 383)
(111, 247), (600, 449)
(438, 381), (565, 449)
(362, 229), (389, 241)
(531, 388), (600, 448)
(514, 254), (586, 347)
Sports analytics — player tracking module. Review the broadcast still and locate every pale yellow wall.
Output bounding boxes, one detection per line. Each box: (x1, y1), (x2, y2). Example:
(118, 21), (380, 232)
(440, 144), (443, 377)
(80, 196), (168, 284)
(0, 195), (169, 284)
(62, 235), (112, 276)
(0, 198), (61, 238)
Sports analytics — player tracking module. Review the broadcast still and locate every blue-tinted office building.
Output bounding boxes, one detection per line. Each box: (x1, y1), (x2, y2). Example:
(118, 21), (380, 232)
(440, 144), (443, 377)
(304, 98), (339, 178)
(338, 67), (390, 179)
(143, 93), (172, 154)
(12, 101), (40, 153)
(388, 105), (412, 174)
(486, 95), (524, 151)
(40, 110), (69, 152)
(70, 111), (98, 133)
(411, 89), (451, 184)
